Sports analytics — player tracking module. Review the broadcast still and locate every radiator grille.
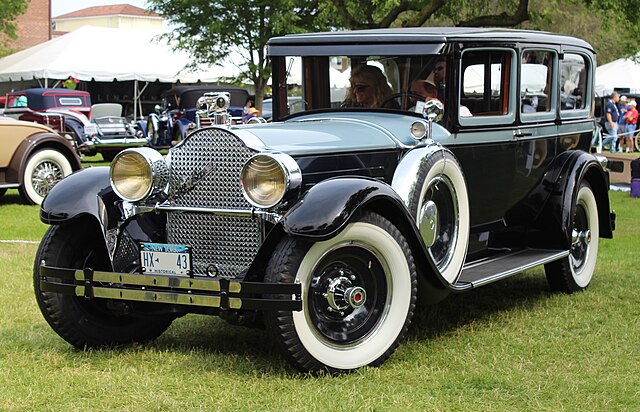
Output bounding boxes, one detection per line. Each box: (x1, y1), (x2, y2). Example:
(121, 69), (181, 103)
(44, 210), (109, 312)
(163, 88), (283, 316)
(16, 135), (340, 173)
(166, 128), (261, 278)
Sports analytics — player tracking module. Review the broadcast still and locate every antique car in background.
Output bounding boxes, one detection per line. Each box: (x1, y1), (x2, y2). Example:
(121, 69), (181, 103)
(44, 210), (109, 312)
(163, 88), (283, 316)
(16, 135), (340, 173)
(260, 96), (306, 121)
(141, 85), (250, 148)
(35, 28), (616, 374)
(3, 88), (147, 160)
(0, 117), (81, 204)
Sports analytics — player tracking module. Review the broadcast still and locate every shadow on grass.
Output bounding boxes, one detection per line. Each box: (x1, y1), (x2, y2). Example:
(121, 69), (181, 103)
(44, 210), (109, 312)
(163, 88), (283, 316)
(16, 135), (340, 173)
(409, 270), (553, 340)
(34, 270), (557, 377)
(0, 189), (29, 206)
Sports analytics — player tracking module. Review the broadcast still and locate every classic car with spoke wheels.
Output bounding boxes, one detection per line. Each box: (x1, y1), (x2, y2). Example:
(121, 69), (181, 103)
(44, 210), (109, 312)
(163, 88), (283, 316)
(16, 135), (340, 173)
(35, 28), (616, 374)
(3, 89), (147, 160)
(0, 118), (81, 204)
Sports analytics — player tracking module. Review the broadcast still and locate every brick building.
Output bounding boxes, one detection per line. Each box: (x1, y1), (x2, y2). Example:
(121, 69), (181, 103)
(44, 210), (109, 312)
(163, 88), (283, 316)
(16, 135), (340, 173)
(10, 0), (51, 52)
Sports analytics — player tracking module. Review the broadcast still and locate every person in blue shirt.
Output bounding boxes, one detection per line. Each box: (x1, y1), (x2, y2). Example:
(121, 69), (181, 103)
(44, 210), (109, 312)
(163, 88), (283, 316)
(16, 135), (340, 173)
(616, 95), (629, 152)
(603, 92), (620, 153)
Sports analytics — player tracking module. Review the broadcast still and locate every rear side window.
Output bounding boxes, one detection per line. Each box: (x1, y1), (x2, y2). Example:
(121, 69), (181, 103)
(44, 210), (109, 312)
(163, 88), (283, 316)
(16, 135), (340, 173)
(521, 50), (555, 114)
(560, 53), (588, 111)
(460, 49), (515, 126)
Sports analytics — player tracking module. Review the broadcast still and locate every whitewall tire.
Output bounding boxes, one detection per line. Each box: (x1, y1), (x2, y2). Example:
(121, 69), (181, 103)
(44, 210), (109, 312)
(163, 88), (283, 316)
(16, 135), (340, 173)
(19, 149), (73, 205)
(266, 212), (417, 373)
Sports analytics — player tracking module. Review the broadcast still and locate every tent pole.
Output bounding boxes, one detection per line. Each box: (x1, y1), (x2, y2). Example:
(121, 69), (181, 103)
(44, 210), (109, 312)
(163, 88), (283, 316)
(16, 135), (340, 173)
(136, 81), (150, 120)
(134, 80), (138, 120)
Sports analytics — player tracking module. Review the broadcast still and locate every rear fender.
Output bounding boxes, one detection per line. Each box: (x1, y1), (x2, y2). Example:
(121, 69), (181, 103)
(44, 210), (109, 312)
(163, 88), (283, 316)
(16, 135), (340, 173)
(7, 132), (82, 185)
(533, 151), (612, 249)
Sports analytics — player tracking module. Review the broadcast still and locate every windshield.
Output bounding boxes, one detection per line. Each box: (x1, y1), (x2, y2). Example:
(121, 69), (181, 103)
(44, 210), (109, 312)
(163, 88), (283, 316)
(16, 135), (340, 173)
(272, 54), (447, 118)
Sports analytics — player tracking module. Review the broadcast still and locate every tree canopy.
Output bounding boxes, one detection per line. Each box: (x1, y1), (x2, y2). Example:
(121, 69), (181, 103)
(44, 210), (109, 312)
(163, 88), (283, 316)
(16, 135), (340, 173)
(0, 0), (29, 57)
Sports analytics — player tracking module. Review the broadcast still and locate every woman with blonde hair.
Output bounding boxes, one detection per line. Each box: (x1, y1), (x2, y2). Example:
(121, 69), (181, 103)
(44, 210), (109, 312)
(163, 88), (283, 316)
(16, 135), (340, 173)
(343, 65), (393, 108)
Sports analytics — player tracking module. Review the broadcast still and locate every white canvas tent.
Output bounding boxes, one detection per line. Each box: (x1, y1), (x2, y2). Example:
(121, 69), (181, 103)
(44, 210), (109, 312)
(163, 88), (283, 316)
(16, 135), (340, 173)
(0, 26), (241, 118)
(595, 54), (640, 96)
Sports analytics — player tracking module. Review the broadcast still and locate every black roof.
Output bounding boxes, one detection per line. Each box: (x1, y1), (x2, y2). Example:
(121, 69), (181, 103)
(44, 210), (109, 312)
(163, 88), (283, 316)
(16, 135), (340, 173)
(267, 27), (593, 53)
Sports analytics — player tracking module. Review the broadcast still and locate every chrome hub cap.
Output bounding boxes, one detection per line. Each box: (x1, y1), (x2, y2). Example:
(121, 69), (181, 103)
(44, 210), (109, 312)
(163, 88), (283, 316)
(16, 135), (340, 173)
(419, 200), (439, 247)
(325, 276), (367, 311)
(570, 202), (591, 273)
(32, 160), (64, 197)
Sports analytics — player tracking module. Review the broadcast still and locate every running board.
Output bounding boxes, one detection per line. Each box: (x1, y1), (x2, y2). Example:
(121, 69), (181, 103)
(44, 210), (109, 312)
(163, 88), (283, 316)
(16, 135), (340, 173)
(454, 249), (570, 289)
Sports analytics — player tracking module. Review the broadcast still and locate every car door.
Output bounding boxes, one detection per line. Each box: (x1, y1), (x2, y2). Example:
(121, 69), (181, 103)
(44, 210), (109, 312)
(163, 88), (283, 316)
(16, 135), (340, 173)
(449, 47), (518, 228)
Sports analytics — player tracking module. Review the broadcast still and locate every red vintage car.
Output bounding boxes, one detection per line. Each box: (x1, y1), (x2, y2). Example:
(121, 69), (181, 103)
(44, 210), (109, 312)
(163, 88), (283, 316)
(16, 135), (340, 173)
(4, 88), (147, 161)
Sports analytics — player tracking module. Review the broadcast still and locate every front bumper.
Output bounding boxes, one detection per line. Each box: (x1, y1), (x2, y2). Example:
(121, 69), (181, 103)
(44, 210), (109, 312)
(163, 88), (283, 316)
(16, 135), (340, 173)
(39, 264), (302, 311)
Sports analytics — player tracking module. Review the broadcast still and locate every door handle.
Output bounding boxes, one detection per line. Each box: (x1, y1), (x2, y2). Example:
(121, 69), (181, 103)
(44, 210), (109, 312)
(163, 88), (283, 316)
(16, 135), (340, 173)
(513, 130), (533, 138)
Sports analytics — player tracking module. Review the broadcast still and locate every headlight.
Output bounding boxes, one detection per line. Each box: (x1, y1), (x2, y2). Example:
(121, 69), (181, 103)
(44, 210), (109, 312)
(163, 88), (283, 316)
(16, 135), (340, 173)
(241, 153), (301, 208)
(110, 148), (168, 201)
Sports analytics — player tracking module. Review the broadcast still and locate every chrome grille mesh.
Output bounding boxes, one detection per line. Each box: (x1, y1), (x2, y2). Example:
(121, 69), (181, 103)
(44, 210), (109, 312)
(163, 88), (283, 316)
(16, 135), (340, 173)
(166, 128), (261, 278)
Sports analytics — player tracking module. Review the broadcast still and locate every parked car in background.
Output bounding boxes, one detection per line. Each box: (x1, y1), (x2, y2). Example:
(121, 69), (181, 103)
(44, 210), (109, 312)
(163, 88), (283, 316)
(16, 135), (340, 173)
(260, 96), (305, 121)
(3, 89), (147, 161)
(0, 117), (81, 204)
(35, 28), (617, 374)
(141, 85), (250, 148)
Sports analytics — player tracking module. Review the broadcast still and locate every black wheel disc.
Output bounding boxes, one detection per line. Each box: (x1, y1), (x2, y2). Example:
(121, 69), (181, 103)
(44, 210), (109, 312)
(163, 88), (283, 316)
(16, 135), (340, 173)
(308, 246), (388, 345)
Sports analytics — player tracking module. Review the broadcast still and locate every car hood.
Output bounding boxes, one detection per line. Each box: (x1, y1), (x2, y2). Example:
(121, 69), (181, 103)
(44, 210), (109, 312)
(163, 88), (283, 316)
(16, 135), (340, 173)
(233, 112), (446, 156)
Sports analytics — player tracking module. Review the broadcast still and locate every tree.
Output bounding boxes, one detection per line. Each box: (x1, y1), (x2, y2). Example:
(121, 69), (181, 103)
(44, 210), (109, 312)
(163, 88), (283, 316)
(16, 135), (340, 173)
(146, 0), (331, 109)
(320, 0), (640, 64)
(0, 0), (29, 57)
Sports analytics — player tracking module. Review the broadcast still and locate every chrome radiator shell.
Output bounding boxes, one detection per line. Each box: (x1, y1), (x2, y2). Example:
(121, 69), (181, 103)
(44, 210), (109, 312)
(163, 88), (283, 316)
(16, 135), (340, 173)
(166, 127), (262, 278)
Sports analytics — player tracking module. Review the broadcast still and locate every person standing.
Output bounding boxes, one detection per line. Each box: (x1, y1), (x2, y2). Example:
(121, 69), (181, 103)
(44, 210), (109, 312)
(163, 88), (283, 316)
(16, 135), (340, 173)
(623, 100), (638, 152)
(603, 92), (620, 153)
(617, 95), (629, 152)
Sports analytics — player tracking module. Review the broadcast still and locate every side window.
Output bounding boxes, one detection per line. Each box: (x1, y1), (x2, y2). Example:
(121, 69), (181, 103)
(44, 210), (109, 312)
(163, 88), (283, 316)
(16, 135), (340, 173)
(460, 49), (514, 124)
(521, 50), (555, 114)
(560, 53), (588, 111)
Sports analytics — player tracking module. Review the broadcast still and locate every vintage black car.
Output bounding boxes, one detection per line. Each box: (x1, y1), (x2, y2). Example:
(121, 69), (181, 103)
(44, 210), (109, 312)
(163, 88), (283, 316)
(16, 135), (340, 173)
(141, 85), (250, 148)
(35, 28), (615, 374)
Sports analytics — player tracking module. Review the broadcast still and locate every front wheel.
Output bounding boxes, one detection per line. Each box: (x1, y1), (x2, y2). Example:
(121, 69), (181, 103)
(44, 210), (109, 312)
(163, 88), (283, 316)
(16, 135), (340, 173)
(34, 222), (174, 348)
(544, 182), (599, 293)
(19, 149), (73, 205)
(266, 212), (417, 373)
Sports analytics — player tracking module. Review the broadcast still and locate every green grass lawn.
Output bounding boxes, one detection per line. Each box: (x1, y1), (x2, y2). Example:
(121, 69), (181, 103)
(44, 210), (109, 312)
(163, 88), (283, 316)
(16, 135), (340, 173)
(0, 190), (638, 411)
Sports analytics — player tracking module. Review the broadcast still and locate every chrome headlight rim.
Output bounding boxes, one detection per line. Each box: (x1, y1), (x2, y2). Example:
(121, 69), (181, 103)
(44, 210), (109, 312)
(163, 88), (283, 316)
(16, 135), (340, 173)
(241, 152), (302, 209)
(110, 147), (169, 202)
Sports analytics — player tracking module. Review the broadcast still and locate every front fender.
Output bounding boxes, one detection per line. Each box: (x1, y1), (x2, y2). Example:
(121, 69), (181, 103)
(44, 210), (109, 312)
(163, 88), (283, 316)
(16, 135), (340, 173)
(282, 177), (408, 240)
(40, 167), (121, 232)
(281, 176), (451, 302)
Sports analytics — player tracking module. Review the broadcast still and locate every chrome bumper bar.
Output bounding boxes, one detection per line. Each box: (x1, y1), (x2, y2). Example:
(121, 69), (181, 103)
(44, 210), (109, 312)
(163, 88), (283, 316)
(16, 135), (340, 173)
(39, 264), (302, 311)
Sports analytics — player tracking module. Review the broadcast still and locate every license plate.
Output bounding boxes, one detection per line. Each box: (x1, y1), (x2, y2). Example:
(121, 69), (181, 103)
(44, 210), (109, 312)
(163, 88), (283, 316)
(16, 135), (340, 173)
(140, 243), (192, 276)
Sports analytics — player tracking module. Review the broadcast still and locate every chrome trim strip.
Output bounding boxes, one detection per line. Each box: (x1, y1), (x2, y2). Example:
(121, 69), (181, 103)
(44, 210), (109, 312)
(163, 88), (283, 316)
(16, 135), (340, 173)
(81, 286), (223, 308)
(137, 203), (282, 221)
(468, 250), (570, 287)
(0, 183), (19, 189)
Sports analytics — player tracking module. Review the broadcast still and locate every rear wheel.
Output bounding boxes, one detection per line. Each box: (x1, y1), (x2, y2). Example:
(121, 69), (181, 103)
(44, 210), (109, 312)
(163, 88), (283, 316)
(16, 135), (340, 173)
(19, 149), (73, 205)
(34, 222), (174, 348)
(635, 130), (640, 152)
(266, 212), (417, 373)
(544, 182), (599, 293)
